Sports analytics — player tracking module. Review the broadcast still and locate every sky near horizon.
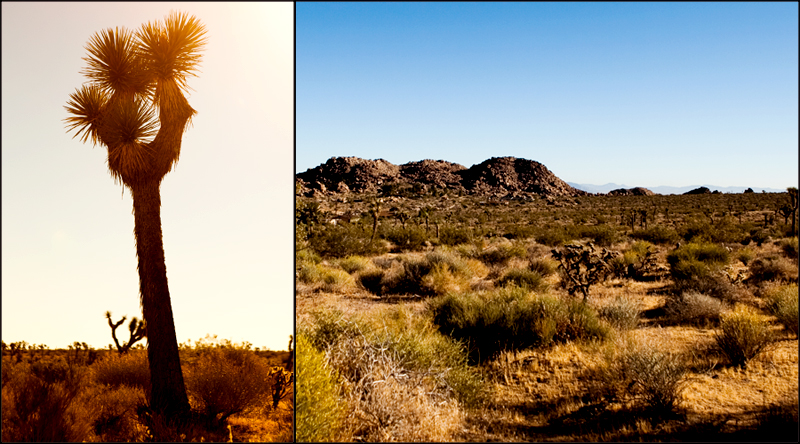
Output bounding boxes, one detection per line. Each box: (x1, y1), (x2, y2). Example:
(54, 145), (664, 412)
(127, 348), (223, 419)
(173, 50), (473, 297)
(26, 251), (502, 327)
(297, 2), (798, 190)
(2, 2), (294, 351)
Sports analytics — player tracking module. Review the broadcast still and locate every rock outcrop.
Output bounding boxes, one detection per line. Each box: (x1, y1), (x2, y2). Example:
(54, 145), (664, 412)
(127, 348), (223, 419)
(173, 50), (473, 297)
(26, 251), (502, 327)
(607, 187), (655, 196)
(297, 156), (587, 198)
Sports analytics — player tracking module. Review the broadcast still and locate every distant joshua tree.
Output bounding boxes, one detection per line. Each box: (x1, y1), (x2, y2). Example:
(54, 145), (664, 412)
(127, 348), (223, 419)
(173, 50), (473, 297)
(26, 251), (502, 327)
(64, 11), (206, 419)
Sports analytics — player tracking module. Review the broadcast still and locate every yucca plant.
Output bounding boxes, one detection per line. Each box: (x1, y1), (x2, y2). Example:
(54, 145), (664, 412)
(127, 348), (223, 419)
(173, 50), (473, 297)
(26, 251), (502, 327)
(64, 11), (207, 419)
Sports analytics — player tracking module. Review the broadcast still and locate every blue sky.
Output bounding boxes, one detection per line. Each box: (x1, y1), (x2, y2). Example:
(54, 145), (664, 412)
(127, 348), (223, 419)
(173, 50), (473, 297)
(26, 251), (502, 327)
(297, 2), (798, 189)
(2, 2), (293, 351)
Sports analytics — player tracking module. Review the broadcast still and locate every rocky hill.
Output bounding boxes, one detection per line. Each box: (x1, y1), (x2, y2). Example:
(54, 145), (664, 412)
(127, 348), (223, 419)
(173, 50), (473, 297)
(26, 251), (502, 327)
(296, 156), (587, 198)
(607, 187), (655, 196)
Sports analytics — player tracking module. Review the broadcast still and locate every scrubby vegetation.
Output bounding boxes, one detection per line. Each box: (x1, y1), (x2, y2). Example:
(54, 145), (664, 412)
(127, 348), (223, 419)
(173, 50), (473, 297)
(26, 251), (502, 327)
(1, 336), (293, 442)
(297, 189), (799, 441)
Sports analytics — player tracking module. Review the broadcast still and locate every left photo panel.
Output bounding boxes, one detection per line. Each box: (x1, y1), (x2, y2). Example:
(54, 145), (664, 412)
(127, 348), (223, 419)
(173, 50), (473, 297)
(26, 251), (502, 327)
(1, 2), (294, 441)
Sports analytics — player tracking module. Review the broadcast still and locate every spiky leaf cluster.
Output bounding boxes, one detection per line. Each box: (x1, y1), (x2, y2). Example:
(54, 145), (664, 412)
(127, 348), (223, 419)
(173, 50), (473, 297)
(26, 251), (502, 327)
(64, 11), (206, 185)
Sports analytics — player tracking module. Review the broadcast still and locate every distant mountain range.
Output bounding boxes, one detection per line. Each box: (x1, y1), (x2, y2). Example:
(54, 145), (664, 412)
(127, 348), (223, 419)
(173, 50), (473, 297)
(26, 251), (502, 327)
(566, 182), (786, 195)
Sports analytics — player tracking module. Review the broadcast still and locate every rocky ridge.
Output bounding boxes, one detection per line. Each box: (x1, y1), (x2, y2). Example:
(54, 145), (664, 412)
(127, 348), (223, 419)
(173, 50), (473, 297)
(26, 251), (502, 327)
(296, 156), (588, 198)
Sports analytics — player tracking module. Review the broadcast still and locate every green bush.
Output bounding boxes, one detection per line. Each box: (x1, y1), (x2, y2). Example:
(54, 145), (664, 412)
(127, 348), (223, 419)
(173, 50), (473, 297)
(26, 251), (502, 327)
(86, 385), (148, 442)
(298, 263), (356, 292)
(381, 224), (429, 251)
(667, 242), (730, 282)
(429, 287), (608, 364)
(529, 257), (558, 277)
(610, 241), (657, 280)
(296, 333), (346, 442)
(497, 268), (549, 293)
(438, 226), (473, 246)
(737, 247), (755, 265)
(333, 255), (373, 274)
(763, 284), (799, 336)
(629, 225), (680, 245)
(477, 242), (527, 266)
(309, 223), (388, 258)
(599, 295), (640, 330)
(714, 304), (773, 368)
(185, 346), (269, 425)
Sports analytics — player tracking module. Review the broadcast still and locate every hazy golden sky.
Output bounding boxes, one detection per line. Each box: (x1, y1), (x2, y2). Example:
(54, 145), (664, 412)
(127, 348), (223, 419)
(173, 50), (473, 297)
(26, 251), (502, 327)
(2, 2), (294, 350)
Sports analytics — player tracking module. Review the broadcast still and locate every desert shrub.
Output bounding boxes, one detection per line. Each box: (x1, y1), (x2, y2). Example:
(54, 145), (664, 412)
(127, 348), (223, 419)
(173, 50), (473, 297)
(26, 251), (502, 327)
(679, 216), (747, 244)
(358, 268), (385, 295)
(497, 268), (549, 293)
(780, 237), (799, 260)
(1, 364), (92, 442)
(583, 224), (621, 247)
(599, 295), (640, 330)
(748, 255), (799, 284)
(334, 255), (374, 274)
(302, 308), (361, 351)
(30, 357), (71, 384)
(378, 249), (487, 297)
(714, 304), (773, 368)
(438, 226), (473, 246)
(422, 262), (473, 296)
(316, 306), (485, 441)
(382, 224), (429, 251)
(763, 283), (799, 336)
(92, 350), (151, 394)
(610, 241), (657, 280)
(667, 242), (730, 293)
(737, 246), (755, 265)
(309, 223), (388, 258)
(380, 254), (435, 295)
(85, 385), (148, 442)
(529, 256), (558, 277)
(629, 224), (680, 245)
(536, 226), (573, 247)
(589, 337), (688, 416)
(296, 332), (346, 443)
(296, 248), (321, 267)
(298, 262), (356, 292)
(185, 346), (270, 425)
(664, 291), (728, 327)
(429, 288), (608, 364)
(477, 241), (527, 266)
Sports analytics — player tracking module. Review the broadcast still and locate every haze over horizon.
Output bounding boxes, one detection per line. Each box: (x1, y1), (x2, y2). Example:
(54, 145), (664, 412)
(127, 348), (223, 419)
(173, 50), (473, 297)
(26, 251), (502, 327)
(297, 2), (798, 191)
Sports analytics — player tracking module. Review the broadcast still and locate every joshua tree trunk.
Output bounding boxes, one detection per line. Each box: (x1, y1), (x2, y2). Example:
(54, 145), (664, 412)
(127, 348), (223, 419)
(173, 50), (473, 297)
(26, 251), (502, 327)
(132, 179), (190, 417)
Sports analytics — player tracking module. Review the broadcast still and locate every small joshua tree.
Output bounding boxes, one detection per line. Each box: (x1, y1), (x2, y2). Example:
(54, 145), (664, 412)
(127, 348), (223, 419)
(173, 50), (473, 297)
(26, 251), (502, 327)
(552, 243), (617, 302)
(106, 311), (147, 354)
(269, 366), (293, 409)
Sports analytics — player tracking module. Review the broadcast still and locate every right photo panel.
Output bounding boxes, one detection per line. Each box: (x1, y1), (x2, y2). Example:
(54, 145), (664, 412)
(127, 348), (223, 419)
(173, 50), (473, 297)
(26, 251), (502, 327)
(295, 2), (799, 442)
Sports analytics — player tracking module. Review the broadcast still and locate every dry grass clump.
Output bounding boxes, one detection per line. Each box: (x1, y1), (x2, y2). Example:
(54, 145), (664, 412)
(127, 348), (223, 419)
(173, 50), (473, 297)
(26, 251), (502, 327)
(298, 305), (485, 441)
(362, 249), (488, 297)
(747, 255), (799, 284)
(714, 304), (774, 368)
(529, 256), (558, 277)
(334, 255), (375, 274)
(780, 236), (799, 260)
(599, 295), (641, 330)
(588, 336), (689, 416)
(497, 267), (550, 292)
(763, 283), (799, 336)
(298, 262), (357, 293)
(663, 291), (729, 327)
(295, 332), (347, 443)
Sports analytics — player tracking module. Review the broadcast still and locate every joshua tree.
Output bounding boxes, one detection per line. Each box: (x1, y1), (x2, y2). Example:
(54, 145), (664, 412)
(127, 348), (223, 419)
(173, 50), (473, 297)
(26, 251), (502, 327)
(106, 311), (147, 354)
(64, 11), (206, 419)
